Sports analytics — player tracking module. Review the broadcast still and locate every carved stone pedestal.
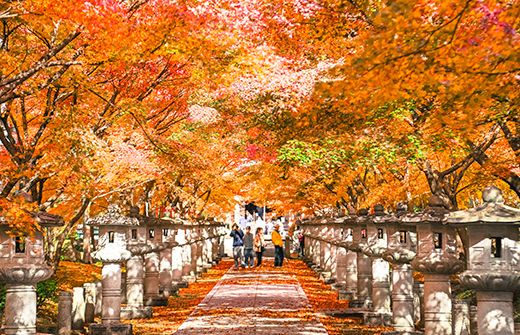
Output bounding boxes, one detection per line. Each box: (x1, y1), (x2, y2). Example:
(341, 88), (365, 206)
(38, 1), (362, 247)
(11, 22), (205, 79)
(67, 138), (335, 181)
(122, 253), (153, 319)
(350, 250), (372, 309)
(460, 273), (520, 335)
(144, 251), (167, 306)
(0, 266), (53, 335)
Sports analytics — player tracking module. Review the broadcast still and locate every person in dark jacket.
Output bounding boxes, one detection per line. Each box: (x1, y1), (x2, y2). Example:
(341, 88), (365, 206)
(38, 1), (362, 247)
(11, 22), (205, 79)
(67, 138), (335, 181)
(230, 224), (244, 269)
(243, 226), (255, 268)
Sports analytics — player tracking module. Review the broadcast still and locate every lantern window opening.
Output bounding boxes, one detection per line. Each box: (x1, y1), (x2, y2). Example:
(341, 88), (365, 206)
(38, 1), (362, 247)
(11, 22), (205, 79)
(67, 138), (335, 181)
(433, 232), (443, 250)
(399, 231), (407, 244)
(131, 229), (137, 240)
(348, 229), (353, 237)
(108, 231), (115, 243)
(15, 236), (26, 254)
(163, 228), (169, 237)
(490, 237), (502, 258)
(149, 229), (155, 239)
(361, 228), (367, 239)
(377, 228), (384, 239)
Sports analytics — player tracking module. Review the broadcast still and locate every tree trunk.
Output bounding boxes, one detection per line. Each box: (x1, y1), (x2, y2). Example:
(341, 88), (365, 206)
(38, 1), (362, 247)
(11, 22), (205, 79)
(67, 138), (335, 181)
(45, 198), (90, 271)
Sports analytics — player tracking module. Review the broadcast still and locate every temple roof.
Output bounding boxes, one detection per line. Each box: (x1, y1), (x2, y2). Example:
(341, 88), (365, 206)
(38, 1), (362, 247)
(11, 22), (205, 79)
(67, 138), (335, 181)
(87, 204), (139, 227)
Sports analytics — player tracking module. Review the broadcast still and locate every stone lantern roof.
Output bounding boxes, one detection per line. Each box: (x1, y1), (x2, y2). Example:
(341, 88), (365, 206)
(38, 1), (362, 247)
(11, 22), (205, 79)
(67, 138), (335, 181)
(448, 186), (520, 225)
(137, 215), (184, 228)
(87, 204), (139, 227)
(401, 195), (449, 224)
(34, 211), (64, 226)
(0, 211), (64, 228)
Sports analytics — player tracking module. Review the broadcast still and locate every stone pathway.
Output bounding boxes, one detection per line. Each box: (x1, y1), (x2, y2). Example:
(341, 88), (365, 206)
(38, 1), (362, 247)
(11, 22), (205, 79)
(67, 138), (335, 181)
(173, 265), (329, 335)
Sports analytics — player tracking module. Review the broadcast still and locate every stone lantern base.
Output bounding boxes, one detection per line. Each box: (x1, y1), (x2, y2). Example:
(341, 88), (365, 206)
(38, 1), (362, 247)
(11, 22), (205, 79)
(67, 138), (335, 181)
(121, 306), (153, 319)
(89, 323), (132, 335)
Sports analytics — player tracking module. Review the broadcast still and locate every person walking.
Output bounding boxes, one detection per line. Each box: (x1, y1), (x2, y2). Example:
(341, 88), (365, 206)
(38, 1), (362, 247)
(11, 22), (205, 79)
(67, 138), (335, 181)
(254, 227), (265, 267)
(272, 223), (284, 267)
(243, 226), (255, 268)
(230, 224), (244, 270)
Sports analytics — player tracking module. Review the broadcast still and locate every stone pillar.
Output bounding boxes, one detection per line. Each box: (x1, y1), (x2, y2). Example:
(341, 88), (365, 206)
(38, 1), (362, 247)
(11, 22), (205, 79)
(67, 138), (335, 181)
(89, 258), (132, 334)
(122, 253), (152, 319)
(126, 255), (145, 308)
(452, 299), (470, 335)
(190, 242), (199, 276)
(475, 291), (515, 335)
(101, 263), (123, 324)
(423, 273), (453, 335)
(171, 243), (184, 282)
(320, 227), (329, 271)
(58, 291), (73, 335)
(5, 283), (38, 335)
(391, 263), (415, 332)
(94, 281), (103, 317)
(72, 287), (86, 330)
(120, 274), (126, 305)
(195, 229), (204, 275)
(356, 251), (372, 306)
(413, 281), (424, 327)
(203, 228), (213, 270)
(144, 251), (166, 306)
(371, 257), (391, 314)
(0, 267), (53, 335)
(469, 305), (478, 335)
(159, 246), (173, 297)
(328, 227), (338, 283)
(344, 249), (358, 300)
(335, 245), (347, 289)
(83, 283), (96, 324)
(182, 229), (194, 282)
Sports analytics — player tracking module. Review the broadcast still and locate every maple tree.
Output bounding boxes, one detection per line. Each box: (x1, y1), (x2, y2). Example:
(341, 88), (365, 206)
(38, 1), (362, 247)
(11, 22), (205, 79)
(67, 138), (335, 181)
(231, 0), (519, 212)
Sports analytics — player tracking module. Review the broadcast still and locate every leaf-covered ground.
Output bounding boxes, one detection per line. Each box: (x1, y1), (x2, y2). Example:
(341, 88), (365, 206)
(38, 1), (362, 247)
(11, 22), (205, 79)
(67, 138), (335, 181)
(127, 258), (390, 334)
(126, 260), (233, 334)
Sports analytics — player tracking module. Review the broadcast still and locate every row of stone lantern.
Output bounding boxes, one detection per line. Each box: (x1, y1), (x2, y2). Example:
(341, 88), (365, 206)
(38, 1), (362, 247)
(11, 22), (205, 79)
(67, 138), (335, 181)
(82, 204), (225, 335)
(302, 186), (520, 335)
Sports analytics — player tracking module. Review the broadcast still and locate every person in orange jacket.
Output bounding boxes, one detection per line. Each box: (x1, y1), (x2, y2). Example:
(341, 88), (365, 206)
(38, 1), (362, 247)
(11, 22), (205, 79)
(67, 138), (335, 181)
(272, 223), (284, 267)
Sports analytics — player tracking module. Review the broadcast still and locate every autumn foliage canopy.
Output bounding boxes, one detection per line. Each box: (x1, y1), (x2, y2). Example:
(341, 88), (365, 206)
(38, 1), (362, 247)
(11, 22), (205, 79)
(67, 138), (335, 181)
(0, 0), (518, 235)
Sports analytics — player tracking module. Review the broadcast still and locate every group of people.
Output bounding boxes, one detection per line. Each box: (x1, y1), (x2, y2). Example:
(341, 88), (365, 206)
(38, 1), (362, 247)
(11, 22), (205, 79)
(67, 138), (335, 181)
(229, 223), (285, 269)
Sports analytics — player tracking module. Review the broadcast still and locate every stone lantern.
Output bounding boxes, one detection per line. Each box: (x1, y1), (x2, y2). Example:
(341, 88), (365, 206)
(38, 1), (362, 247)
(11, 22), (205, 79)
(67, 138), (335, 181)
(448, 186), (520, 335)
(0, 211), (63, 335)
(121, 207), (152, 320)
(141, 215), (175, 306)
(381, 205), (420, 334)
(338, 215), (358, 301)
(406, 196), (465, 335)
(363, 204), (391, 323)
(87, 204), (135, 335)
(348, 209), (373, 309)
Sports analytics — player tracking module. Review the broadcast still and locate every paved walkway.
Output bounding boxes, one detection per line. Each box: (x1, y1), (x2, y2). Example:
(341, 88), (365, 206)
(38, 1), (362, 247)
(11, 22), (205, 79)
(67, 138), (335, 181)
(174, 265), (329, 335)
